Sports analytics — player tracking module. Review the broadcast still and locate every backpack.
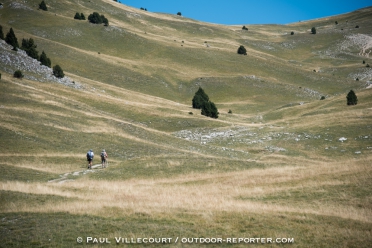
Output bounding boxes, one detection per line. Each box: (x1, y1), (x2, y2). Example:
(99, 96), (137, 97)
(101, 152), (105, 158)
(87, 151), (93, 160)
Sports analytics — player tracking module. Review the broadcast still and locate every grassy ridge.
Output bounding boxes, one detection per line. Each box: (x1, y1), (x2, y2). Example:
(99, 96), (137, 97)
(0, 0), (371, 247)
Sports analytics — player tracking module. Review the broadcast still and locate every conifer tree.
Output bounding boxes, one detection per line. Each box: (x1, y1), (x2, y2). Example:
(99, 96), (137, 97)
(5, 28), (19, 50)
(21, 38), (39, 60)
(40, 51), (51, 68)
(74, 12), (82, 20)
(192, 87), (219, 119)
(192, 87), (209, 109)
(311, 27), (317, 34)
(80, 13), (86, 20)
(346, 90), (358, 105)
(39, 1), (47, 11)
(201, 101), (219, 118)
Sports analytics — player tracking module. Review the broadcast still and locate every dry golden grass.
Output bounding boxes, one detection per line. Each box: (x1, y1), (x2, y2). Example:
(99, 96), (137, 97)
(2, 156), (370, 223)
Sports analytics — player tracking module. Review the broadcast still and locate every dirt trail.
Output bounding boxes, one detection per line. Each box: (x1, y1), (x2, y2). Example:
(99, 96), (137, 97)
(48, 164), (105, 184)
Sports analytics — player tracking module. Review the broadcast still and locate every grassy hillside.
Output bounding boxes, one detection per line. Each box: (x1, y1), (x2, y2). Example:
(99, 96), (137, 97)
(0, 0), (371, 247)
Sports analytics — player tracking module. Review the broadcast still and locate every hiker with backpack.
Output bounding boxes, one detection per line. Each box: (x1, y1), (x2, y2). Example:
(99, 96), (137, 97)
(86, 149), (94, 169)
(101, 149), (108, 168)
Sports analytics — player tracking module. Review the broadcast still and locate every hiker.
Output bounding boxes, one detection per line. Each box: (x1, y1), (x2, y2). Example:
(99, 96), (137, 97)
(86, 149), (94, 169)
(101, 149), (108, 168)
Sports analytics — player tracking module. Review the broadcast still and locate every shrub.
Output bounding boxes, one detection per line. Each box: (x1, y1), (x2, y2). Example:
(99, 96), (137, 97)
(21, 38), (39, 60)
(228, 109), (232, 114)
(242, 26), (248, 30)
(0, 25), (4, 40)
(355, 25), (359, 28)
(5, 28), (19, 50)
(320, 96), (325, 100)
(39, 0), (47, 11)
(0, 73), (1, 80)
(53, 65), (64, 78)
(237, 45), (247, 55)
(346, 90), (358, 105)
(177, 12), (182, 16)
(40, 51), (51, 68)
(74, 12), (81, 20)
(291, 31), (294, 35)
(366, 64), (370, 68)
(80, 13), (86, 20)
(14, 70), (24, 78)
(363, 60), (365, 64)
(311, 27), (316, 34)
(335, 21), (338, 25)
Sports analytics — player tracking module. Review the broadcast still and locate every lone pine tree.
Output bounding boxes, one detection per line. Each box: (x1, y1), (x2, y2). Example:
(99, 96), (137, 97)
(346, 90), (358, 105)
(39, 0), (47, 11)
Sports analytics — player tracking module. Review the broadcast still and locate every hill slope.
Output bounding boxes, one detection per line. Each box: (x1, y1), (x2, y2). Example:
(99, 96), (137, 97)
(0, 0), (371, 247)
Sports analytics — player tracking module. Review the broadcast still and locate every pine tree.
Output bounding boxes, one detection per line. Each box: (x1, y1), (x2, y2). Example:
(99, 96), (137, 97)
(21, 38), (39, 60)
(80, 13), (86, 20)
(191, 87), (218, 119)
(346, 90), (358, 105)
(311, 27), (316, 34)
(40, 51), (51, 67)
(0, 25), (4, 40)
(5, 28), (19, 50)
(39, 1), (47, 11)
(53, 65), (64, 78)
(192, 87), (209, 109)
(201, 101), (219, 118)
(74, 12), (82, 20)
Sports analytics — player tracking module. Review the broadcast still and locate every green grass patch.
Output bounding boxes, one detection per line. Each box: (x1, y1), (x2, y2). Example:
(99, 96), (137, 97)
(88, 157), (261, 181)
(0, 164), (57, 182)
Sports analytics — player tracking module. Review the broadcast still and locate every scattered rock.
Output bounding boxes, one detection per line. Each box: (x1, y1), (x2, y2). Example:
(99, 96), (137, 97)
(0, 40), (82, 89)
(339, 137), (347, 142)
